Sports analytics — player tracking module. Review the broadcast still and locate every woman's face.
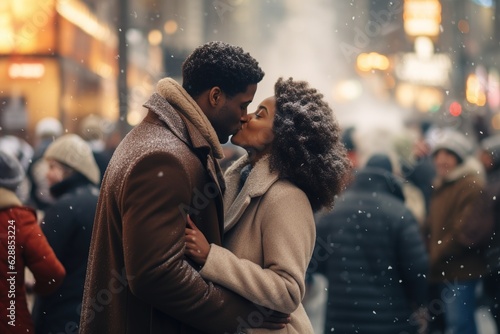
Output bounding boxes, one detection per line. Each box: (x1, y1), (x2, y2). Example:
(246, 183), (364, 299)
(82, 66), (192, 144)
(231, 96), (276, 153)
(46, 159), (71, 186)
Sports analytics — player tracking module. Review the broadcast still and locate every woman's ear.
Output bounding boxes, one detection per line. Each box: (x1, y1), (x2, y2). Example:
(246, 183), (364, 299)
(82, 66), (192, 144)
(209, 87), (222, 108)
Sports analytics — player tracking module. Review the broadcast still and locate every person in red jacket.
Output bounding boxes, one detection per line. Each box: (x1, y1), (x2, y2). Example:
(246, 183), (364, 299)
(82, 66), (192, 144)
(0, 150), (66, 334)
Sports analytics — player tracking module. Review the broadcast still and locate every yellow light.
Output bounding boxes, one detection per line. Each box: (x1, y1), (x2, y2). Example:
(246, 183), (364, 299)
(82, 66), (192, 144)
(373, 53), (390, 70)
(404, 0), (442, 37)
(8, 63), (45, 78)
(492, 114), (500, 130)
(395, 83), (416, 108)
(357, 53), (371, 72)
(56, 0), (116, 45)
(127, 110), (144, 126)
(466, 73), (486, 106)
(164, 20), (178, 35)
(148, 29), (162, 46)
(477, 92), (487, 106)
(356, 52), (390, 72)
(0, 18), (14, 53)
(94, 63), (113, 79)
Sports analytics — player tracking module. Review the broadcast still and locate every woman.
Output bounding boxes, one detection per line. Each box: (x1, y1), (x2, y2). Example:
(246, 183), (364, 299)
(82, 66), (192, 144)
(0, 150), (65, 334)
(185, 78), (351, 333)
(32, 134), (100, 333)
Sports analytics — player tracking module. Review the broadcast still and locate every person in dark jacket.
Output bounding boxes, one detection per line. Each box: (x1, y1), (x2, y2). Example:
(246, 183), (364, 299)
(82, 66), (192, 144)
(0, 151), (65, 334)
(478, 134), (500, 331)
(309, 153), (429, 334)
(31, 134), (100, 334)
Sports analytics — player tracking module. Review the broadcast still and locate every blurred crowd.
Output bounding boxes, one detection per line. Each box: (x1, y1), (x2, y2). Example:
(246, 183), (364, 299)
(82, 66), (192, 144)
(304, 121), (500, 334)
(1, 115), (500, 334)
(0, 115), (117, 333)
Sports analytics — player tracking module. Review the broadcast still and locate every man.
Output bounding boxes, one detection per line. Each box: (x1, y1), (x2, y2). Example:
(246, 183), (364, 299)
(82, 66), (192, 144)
(478, 134), (500, 333)
(309, 154), (429, 334)
(80, 42), (285, 333)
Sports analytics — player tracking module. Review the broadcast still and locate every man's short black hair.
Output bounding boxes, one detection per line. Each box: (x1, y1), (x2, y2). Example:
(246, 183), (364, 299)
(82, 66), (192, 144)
(182, 41), (264, 98)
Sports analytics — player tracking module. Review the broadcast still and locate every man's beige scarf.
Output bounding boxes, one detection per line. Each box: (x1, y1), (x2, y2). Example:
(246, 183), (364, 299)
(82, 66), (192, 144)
(156, 78), (224, 159)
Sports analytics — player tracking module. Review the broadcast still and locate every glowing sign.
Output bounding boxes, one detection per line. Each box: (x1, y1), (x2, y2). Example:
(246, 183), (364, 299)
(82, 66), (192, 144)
(395, 52), (451, 87)
(8, 63), (45, 79)
(403, 0), (442, 37)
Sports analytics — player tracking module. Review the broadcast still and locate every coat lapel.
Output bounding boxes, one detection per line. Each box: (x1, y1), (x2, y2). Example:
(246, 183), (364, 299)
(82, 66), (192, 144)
(143, 93), (189, 146)
(224, 155), (279, 232)
(143, 92), (225, 194)
(143, 92), (226, 234)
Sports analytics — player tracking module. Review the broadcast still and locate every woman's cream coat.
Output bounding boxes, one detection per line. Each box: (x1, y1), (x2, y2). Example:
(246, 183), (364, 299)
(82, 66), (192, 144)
(200, 155), (315, 333)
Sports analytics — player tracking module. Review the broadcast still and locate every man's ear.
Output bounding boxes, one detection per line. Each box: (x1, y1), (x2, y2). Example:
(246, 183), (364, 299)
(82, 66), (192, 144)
(208, 87), (222, 108)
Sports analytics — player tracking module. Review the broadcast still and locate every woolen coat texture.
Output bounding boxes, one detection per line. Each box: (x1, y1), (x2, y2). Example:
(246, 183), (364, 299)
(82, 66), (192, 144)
(200, 155), (315, 334)
(80, 81), (265, 334)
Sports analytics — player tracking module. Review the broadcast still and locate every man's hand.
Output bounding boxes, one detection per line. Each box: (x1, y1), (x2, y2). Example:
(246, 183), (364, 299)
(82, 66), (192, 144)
(258, 309), (291, 330)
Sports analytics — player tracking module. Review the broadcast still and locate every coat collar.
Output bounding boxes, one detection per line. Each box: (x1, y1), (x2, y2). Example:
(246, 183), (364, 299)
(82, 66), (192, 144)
(223, 154), (279, 232)
(349, 168), (405, 201)
(155, 78), (224, 159)
(0, 188), (22, 209)
(143, 92), (225, 194)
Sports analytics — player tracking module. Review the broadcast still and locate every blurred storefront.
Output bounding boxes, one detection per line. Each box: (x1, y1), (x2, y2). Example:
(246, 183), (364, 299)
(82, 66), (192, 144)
(0, 0), (118, 142)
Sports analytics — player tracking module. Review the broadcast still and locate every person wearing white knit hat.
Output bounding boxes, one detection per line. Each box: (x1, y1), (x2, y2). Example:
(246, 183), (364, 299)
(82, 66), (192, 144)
(35, 117), (63, 139)
(43, 134), (100, 186)
(28, 117), (64, 210)
(425, 128), (487, 334)
(429, 129), (475, 166)
(32, 134), (100, 334)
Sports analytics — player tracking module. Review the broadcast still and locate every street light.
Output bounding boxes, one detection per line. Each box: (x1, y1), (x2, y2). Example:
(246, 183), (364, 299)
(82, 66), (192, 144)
(356, 52), (390, 72)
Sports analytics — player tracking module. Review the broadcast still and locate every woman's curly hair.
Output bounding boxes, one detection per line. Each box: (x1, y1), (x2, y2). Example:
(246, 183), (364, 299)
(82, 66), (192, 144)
(270, 78), (351, 212)
(182, 41), (264, 98)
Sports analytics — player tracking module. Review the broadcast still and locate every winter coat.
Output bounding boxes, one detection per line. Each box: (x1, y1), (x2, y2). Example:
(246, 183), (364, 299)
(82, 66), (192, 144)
(0, 188), (65, 334)
(485, 167), (500, 271)
(425, 158), (487, 282)
(32, 173), (99, 333)
(200, 155), (315, 334)
(311, 167), (429, 334)
(80, 85), (265, 334)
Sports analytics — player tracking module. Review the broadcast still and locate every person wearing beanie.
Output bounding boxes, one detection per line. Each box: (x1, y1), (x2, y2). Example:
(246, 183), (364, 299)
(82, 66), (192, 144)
(31, 134), (100, 334)
(0, 151), (66, 334)
(0, 135), (34, 203)
(28, 117), (64, 211)
(424, 129), (487, 334)
(477, 134), (500, 332)
(79, 114), (112, 181)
